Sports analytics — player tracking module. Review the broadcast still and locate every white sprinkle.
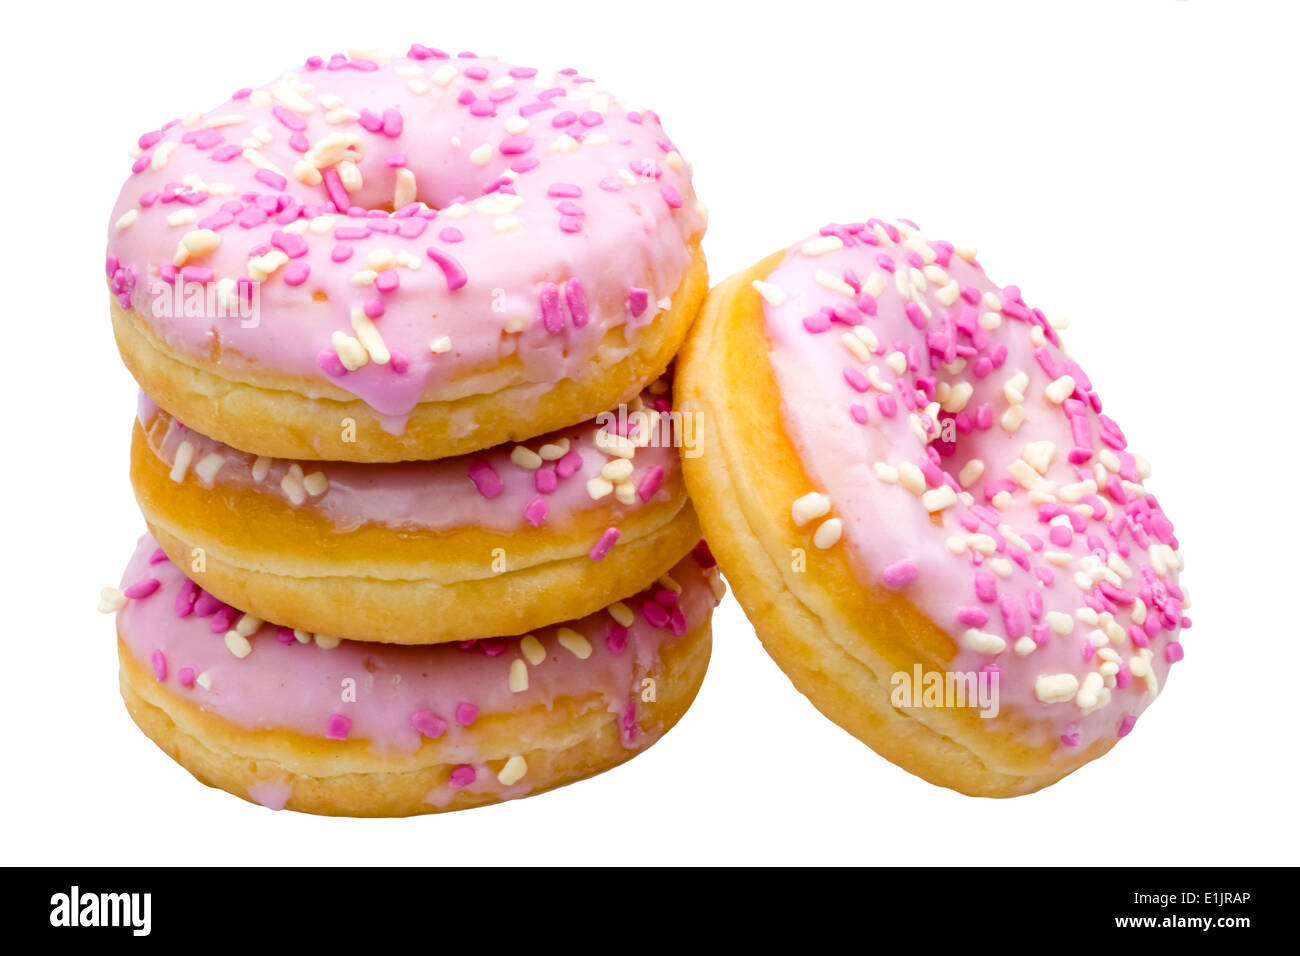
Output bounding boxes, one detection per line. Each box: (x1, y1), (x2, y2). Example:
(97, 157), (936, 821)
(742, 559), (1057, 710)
(556, 627), (592, 659)
(497, 755), (528, 786)
(813, 518), (842, 549)
(1034, 673), (1079, 703)
(751, 280), (788, 306)
(791, 492), (831, 527)
(224, 631), (253, 659)
(169, 441), (195, 483)
(508, 659), (529, 693)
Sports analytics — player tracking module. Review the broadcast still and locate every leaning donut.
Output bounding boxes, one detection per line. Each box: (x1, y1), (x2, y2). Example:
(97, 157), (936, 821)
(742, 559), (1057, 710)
(107, 46), (707, 462)
(678, 218), (1189, 797)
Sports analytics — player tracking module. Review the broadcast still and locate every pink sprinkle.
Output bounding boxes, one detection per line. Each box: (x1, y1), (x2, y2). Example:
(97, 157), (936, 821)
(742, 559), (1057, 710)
(628, 288), (649, 317)
(523, 496), (549, 526)
(178, 666), (196, 687)
(173, 578), (199, 618)
(438, 227), (464, 243)
(641, 600), (670, 628)
(1060, 731), (1081, 747)
(1117, 714), (1138, 738)
(881, 560), (918, 589)
(330, 244), (353, 263)
(124, 578), (161, 600)
(317, 349), (346, 377)
(499, 135), (535, 155)
(325, 714), (351, 740)
(849, 404), (869, 424)
(637, 465), (665, 501)
(555, 450), (583, 478)
(148, 547), (168, 565)
(283, 262), (310, 286)
(448, 765), (477, 789)
(547, 183), (582, 197)
(455, 701), (478, 726)
(843, 367), (870, 393)
(564, 278), (589, 327)
(210, 607), (235, 633)
(411, 710), (447, 739)
(425, 247), (469, 290)
(590, 527), (620, 561)
(468, 461), (504, 499)
(1164, 641), (1185, 663)
(539, 282), (563, 333)
(606, 623), (628, 655)
(150, 650), (167, 682)
(660, 183), (683, 208)
(957, 606), (989, 627)
(534, 466), (558, 494)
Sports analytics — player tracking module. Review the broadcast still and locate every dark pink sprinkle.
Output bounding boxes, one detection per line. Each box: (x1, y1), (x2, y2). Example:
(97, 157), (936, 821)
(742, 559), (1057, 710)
(637, 465), (665, 501)
(1164, 641), (1185, 663)
(499, 135), (535, 155)
(660, 183), (682, 208)
(325, 714), (351, 740)
(318, 349), (346, 377)
(641, 599), (670, 628)
(124, 578), (161, 600)
(192, 591), (224, 617)
(628, 287), (649, 317)
(1117, 714), (1138, 738)
(173, 578), (199, 618)
(606, 623), (628, 655)
(523, 496), (548, 526)
(178, 666), (196, 687)
(468, 461), (504, 499)
(210, 606), (235, 633)
(448, 765), (477, 788)
(534, 467), (558, 494)
(425, 247), (468, 290)
(564, 278), (589, 327)
(411, 710), (448, 739)
(555, 450), (583, 478)
(381, 108), (403, 137)
(881, 560), (918, 589)
(150, 650), (167, 682)
(455, 701), (478, 726)
(590, 527), (621, 561)
(148, 547), (168, 565)
(283, 262), (311, 286)
(1060, 731), (1081, 747)
(539, 282), (563, 333)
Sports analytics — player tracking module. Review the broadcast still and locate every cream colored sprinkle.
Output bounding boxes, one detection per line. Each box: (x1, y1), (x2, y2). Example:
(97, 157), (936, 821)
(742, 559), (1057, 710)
(508, 659), (529, 693)
(922, 485), (957, 512)
(98, 587), (128, 614)
(958, 459), (984, 487)
(431, 64), (457, 86)
(314, 634), (341, 650)
(873, 462), (899, 483)
(469, 143), (494, 167)
(898, 462), (926, 496)
(510, 446), (543, 470)
(813, 518), (842, 549)
(601, 458), (634, 482)
(841, 331), (873, 363)
(170, 441), (195, 483)
(866, 365), (893, 393)
(303, 472), (329, 496)
(586, 476), (614, 500)
(980, 310), (1002, 330)
(167, 210), (198, 230)
(248, 249), (289, 282)
(348, 308), (390, 365)
(195, 672), (213, 690)
(1034, 673), (1079, 703)
(791, 492), (831, 527)
(332, 331), (369, 371)
(115, 209), (139, 231)
(941, 381), (973, 413)
(552, 133), (580, 153)
(1047, 611), (1075, 636)
(234, 613), (261, 637)
(150, 141), (178, 171)
(224, 631), (253, 659)
(538, 439), (569, 460)
(814, 269), (855, 296)
(293, 629), (312, 644)
(251, 456), (272, 482)
(429, 335), (452, 354)
(194, 452), (225, 486)
(504, 116), (530, 135)
(750, 280), (788, 306)
(801, 236), (843, 257)
(1014, 637), (1037, 657)
(962, 629), (1006, 655)
(393, 168), (417, 209)
(556, 627), (592, 659)
(609, 602), (634, 628)
(497, 756), (528, 786)
(281, 465), (306, 506)
(1000, 405), (1026, 433)
(520, 635), (546, 666)
(1046, 375), (1076, 404)
(864, 272), (886, 297)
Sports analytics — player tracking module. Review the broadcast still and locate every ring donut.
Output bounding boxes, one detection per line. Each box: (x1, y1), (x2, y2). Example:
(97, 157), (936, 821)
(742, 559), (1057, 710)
(678, 219), (1190, 796)
(107, 46), (707, 462)
(129, 379), (700, 644)
(105, 534), (722, 816)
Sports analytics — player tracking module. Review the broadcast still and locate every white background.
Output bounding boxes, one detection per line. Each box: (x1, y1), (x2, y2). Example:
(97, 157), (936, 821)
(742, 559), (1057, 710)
(3, 0), (1296, 865)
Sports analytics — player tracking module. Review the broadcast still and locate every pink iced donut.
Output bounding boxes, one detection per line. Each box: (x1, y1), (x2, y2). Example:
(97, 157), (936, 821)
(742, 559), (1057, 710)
(107, 45), (708, 462)
(679, 218), (1190, 796)
(105, 534), (722, 816)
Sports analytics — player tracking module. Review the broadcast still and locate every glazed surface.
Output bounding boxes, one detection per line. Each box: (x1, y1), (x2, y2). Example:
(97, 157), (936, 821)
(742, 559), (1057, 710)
(756, 220), (1188, 752)
(106, 46), (705, 425)
(111, 534), (722, 757)
(135, 379), (684, 537)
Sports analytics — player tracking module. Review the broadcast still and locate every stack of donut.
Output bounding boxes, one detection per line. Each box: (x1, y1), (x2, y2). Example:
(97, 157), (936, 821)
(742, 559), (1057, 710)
(103, 45), (1191, 808)
(101, 45), (720, 815)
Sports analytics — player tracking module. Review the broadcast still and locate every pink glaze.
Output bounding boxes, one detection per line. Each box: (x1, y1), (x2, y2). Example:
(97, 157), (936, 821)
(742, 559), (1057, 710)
(115, 533), (720, 766)
(137, 382), (682, 537)
(107, 48), (705, 428)
(758, 220), (1188, 753)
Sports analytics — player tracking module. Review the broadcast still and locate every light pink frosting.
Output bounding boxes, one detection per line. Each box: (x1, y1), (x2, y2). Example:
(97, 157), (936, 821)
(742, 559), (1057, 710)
(137, 381), (683, 536)
(116, 533), (720, 762)
(106, 46), (704, 426)
(758, 219), (1188, 754)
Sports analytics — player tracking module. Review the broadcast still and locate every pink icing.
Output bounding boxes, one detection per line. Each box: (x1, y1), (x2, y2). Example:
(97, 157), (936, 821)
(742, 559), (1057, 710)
(115, 533), (719, 757)
(107, 48), (705, 426)
(136, 384), (682, 536)
(759, 219), (1188, 753)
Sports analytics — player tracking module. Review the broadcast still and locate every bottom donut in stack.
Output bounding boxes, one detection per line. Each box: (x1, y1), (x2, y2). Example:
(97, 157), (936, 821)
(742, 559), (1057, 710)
(104, 534), (722, 816)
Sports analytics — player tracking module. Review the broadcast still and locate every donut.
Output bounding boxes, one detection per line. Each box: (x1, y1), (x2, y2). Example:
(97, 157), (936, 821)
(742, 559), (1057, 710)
(678, 219), (1189, 797)
(107, 46), (707, 463)
(129, 378), (700, 644)
(103, 533), (722, 816)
